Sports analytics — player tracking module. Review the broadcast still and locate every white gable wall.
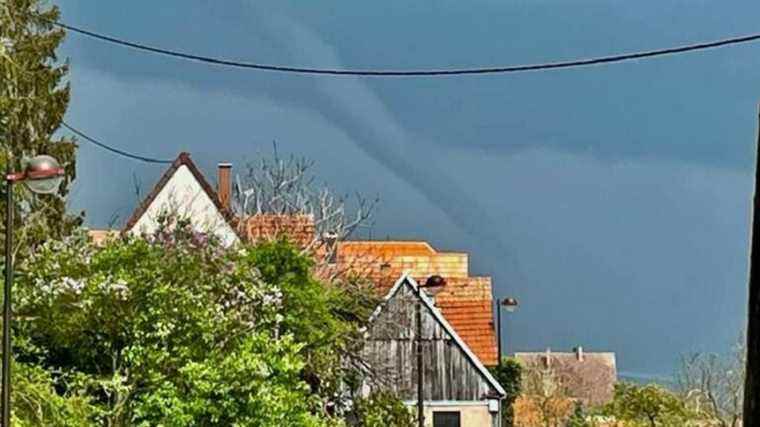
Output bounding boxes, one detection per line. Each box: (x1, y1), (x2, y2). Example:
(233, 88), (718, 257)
(129, 165), (239, 247)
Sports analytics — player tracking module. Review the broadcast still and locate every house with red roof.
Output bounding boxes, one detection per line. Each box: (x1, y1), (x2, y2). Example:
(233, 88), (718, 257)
(89, 153), (505, 426)
(362, 274), (505, 426)
(336, 240), (499, 367)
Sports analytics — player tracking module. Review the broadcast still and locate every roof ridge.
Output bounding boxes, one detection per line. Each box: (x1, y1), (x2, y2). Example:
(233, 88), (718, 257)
(515, 352), (616, 357)
(341, 240), (434, 246)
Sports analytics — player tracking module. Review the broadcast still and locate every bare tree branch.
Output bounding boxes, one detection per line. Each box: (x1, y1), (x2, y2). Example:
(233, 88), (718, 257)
(233, 148), (378, 272)
(676, 334), (745, 427)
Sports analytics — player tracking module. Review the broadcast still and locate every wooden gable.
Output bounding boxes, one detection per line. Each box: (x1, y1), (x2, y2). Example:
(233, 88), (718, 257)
(362, 275), (504, 402)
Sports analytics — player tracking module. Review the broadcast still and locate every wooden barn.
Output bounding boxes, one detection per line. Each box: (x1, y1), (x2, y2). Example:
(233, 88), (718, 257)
(361, 274), (505, 427)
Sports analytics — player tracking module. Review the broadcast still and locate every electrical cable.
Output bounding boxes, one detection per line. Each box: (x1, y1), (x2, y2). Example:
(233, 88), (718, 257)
(61, 121), (173, 164)
(53, 19), (760, 77)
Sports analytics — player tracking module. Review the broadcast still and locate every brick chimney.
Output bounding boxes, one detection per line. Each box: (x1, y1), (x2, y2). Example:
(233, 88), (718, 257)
(217, 163), (232, 210)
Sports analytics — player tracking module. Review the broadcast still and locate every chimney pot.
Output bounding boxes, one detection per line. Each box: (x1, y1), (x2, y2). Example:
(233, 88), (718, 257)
(218, 163), (232, 210)
(574, 346), (584, 362)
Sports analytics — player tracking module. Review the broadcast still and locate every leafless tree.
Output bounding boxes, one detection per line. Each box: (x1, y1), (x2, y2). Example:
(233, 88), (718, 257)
(232, 146), (389, 411)
(676, 334), (745, 427)
(233, 144), (378, 267)
(516, 359), (575, 427)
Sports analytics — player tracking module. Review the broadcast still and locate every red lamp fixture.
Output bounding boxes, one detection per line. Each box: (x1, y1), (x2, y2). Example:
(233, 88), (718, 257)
(7, 154), (65, 193)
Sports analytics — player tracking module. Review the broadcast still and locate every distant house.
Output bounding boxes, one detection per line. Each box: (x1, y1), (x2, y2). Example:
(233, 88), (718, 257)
(511, 349), (616, 427)
(89, 153), (506, 425)
(361, 274), (505, 427)
(515, 348), (617, 407)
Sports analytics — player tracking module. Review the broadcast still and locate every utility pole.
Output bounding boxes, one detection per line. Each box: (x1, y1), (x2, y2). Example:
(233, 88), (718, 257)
(496, 297), (518, 367)
(744, 107), (760, 426)
(496, 298), (502, 366)
(416, 284), (424, 427)
(2, 162), (11, 427)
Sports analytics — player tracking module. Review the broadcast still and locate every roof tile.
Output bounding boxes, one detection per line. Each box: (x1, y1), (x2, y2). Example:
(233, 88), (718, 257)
(335, 242), (498, 366)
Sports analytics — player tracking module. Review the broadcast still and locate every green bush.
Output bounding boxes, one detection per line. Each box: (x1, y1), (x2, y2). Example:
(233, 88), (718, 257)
(13, 228), (368, 425)
(352, 390), (414, 427)
(489, 358), (522, 427)
(602, 382), (698, 427)
(11, 361), (95, 427)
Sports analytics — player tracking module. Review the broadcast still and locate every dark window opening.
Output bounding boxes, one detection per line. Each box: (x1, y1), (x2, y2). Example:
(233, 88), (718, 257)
(433, 411), (461, 427)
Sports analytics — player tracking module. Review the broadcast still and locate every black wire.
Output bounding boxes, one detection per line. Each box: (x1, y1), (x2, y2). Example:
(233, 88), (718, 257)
(54, 19), (760, 76)
(61, 122), (173, 164)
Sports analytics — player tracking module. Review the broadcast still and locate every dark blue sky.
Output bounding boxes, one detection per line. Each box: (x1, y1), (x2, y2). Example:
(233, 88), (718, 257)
(58, 0), (758, 378)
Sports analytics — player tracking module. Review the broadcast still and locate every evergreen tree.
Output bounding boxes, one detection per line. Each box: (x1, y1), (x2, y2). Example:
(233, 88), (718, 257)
(489, 358), (523, 427)
(566, 402), (593, 427)
(0, 0), (79, 258)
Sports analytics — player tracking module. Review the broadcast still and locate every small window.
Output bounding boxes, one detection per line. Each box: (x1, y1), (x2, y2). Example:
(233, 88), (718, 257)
(433, 411), (461, 427)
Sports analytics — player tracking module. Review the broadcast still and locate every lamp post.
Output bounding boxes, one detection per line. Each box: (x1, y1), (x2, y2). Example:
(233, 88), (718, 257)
(2, 155), (64, 426)
(496, 297), (519, 367)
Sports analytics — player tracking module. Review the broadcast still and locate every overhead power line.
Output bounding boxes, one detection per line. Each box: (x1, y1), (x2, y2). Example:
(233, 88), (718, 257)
(61, 122), (173, 164)
(53, 19), (760, 76)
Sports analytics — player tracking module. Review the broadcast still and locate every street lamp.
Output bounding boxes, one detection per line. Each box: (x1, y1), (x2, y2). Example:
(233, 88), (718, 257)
(496, 297), (519, 367)
(2, 155), (64, 426)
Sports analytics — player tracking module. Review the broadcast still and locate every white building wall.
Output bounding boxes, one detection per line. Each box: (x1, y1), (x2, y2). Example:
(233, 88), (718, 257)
(404, 401), (498, 427)
(129, 165), (239, 247)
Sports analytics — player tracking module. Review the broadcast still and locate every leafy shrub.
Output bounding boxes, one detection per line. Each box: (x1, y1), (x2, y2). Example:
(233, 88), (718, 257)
(601, 383), (697, 427)
(13, 229), (356, 425)
(11, 361), (95, 426)
(352, 390), (414, 427)
(489, 357), (522, 427)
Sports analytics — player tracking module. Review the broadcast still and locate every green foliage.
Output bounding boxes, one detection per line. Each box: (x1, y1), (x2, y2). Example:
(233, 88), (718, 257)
(565, 402), (594, 427)
(242, 239), (378, 404)
(489, 357), (522, 427)
(132, 334), (327, 427)
(602, 382), (697, 427)
(1, 0), (81, 259)
(13, 228), (358, 425)
(351, 390), (414, 427)
(11, 361), (95, 427)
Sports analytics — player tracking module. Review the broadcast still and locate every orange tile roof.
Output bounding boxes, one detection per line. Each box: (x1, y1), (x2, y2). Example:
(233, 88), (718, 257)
(87, 229), (120, 246)
(434, 277), (498, 366)
(339, 241), (438, 257)
(242, 214), (315, 247)
(336, 240), (470, 293)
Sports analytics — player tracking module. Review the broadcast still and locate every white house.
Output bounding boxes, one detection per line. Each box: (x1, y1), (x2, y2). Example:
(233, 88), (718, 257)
(122, 152), (239, 246)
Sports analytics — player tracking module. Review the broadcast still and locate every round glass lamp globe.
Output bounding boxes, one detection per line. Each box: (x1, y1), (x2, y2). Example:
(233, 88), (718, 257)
(502, 297), (519, 312)
(24, 155), (64, 194)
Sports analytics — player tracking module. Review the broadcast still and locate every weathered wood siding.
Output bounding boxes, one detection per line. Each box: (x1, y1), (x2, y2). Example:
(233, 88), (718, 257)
(363, 282), (496, 401)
